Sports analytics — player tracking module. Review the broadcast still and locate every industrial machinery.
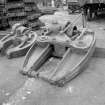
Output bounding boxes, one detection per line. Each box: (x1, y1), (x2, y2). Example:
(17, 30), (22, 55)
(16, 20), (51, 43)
(78, 0), (105, 20)
(20, 20), (95, 87)
(0, 23), (37, 58)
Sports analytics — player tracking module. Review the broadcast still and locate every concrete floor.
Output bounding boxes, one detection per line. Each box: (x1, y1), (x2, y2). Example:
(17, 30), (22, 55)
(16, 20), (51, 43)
(1, 14), (105, 105)
(0, 57), (26, 104)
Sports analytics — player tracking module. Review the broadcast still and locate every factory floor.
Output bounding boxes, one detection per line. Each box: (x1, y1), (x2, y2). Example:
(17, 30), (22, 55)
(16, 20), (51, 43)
(0, 14), (105, 105)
